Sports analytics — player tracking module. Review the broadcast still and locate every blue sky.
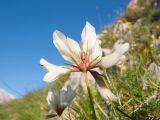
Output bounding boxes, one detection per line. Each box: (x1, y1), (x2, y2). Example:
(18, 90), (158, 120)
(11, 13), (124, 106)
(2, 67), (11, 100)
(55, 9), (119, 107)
(0, 0), (130, 97)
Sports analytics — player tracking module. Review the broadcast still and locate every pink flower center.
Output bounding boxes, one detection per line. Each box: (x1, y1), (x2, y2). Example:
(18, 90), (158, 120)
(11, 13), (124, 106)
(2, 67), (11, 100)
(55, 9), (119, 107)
(77, 51), (91, 71)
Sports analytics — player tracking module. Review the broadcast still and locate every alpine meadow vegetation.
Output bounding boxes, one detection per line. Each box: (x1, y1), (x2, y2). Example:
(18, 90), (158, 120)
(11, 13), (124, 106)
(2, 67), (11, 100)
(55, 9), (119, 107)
(0, 0), (160, 119)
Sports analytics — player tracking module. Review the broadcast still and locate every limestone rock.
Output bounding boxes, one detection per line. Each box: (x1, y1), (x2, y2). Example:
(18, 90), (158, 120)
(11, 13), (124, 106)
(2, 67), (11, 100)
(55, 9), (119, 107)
(0, 88), (16, 105)
(127, 0), (138, 9)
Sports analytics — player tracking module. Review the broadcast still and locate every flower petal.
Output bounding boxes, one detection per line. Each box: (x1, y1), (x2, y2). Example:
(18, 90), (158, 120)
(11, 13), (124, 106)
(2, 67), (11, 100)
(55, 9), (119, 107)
(40, 58), (70, 82)
(47, 86), (76, 116)
(102, 48), (112, 55)
(116, 55), (127, 65)
(60, 85), (76, 108)
(80, 72), (96, 91)
(66, 72), (96, 92)
(40, 58), (59, 72)
(87, 72), (96, 85)
(96, 85), (117, 101)
(113, 40), (129, 52)
(46, 89), (60, 112)
(89, 40), (102, 66)
(90, 71), (117, 101)
(81, 22), (102, 65)
(81, 22), (97, 53)
(53, 30), (72, 62)
(98, 53), (121, 68)
(99, 42), (129, 68)
(66, 37), (81, 62)
(53, 30), (81, 63)
(62, 72), (82, 91)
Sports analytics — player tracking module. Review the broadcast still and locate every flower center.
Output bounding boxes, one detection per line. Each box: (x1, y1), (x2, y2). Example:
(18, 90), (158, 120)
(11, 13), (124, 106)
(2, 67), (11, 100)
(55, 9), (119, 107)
(77, 51), (91, 71)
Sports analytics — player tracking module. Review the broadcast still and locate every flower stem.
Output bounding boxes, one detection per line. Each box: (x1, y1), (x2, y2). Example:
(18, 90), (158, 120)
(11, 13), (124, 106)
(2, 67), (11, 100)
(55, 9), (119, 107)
(84, 72), (97, 120)
(94, 100), (109, 119)
(114, 105), (133, 120)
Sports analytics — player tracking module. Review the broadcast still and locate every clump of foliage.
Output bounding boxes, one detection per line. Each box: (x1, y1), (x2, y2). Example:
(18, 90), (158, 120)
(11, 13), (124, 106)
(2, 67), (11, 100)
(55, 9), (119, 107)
(119, 8), (144, 23)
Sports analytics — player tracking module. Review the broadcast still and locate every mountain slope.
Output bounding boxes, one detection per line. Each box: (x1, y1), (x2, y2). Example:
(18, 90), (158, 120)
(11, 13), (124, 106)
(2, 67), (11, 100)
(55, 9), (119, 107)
(0, 88), (16, 105)
(0, 76), (67, 120)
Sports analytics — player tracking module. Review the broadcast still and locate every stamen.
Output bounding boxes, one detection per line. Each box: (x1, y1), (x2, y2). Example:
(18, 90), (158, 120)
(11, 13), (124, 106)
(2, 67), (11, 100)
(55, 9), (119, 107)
(64, 64), (80, 72)
(79, 61), (84, 70)
(81, 51), (87, 60)
(85, 60), (91, 69)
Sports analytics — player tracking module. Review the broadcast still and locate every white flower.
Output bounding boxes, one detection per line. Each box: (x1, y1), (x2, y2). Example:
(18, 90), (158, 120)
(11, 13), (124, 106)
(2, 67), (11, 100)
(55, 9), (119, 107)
(148, 62), (160, 81)
(102, 40), (128, 66)
(47, 85), (76, 116)
(143, 62), (160, 90)
(99, 40), (129, 68)
(40, 22), (129, 102)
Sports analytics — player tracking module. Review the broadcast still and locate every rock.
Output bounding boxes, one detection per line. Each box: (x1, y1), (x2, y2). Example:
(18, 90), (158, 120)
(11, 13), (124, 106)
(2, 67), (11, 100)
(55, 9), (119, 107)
(0, 88), (16, 105)
(104, 25), (115, 35)
(152, 39), (160, 47)
(127, 0), (138, 9)
(97, 25), (114, 40)
(113, 22), (132, 38)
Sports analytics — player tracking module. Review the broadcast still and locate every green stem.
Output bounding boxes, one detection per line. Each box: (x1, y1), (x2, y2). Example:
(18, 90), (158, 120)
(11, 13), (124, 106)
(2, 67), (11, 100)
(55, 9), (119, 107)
(104, 70), (113, 88)
(84, 72), (97, 120)
(115, 106), (133, 120)
(94, 100), (109, 119)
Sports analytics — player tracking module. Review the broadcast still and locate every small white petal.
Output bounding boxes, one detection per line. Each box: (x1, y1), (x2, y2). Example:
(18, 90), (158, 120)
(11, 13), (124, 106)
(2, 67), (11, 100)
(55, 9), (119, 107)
(43, 69), (70, 83)
(40, 58), (58, 72)
(40, 58), (70, 82)
(81, 22), (97, 52)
